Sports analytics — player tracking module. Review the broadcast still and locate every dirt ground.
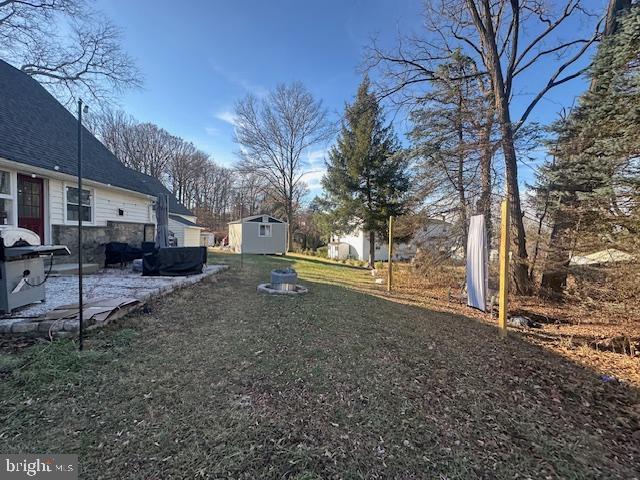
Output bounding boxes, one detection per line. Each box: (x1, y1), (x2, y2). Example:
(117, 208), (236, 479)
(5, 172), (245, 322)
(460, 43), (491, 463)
(0, 252), (638, 479)
(364, 257), (640, 388)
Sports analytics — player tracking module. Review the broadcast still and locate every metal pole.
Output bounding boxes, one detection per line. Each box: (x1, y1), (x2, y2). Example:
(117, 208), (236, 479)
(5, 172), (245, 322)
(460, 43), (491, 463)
(498, 198), (510, 337)
(240, 205), (244, 269)
(77, 99), (84, 351)
(387, 215), (394, 293)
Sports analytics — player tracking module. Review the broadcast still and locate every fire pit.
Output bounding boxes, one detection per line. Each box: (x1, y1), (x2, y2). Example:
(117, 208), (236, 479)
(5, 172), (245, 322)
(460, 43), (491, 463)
(257, 268), (308, 295)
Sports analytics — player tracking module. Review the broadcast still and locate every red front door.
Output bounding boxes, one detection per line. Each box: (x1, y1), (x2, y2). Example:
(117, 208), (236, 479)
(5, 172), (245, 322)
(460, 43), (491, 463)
(18, 174), (45, 244)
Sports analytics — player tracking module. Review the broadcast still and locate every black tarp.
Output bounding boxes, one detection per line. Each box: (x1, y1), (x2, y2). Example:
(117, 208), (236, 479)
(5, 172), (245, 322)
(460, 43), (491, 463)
(105, 242), (143, 266)
(142, 247), (207, 276)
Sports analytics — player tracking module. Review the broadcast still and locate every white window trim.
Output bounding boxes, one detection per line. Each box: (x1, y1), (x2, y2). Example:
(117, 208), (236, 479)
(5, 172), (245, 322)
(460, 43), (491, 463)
(259, 223), (272, 238)
(63, 183), (95, 225)
(0, 169), (13, 200)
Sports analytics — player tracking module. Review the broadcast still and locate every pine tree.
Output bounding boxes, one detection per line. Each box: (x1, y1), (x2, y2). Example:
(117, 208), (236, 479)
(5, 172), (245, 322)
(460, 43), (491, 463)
(322, 77), (410, 268)
(409, 50), (496, 251)
(537, 3), (640, 297)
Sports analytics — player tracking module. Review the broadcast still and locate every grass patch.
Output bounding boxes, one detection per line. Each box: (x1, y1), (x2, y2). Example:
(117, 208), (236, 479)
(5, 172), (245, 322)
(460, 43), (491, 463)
(0, 253), (638, 479)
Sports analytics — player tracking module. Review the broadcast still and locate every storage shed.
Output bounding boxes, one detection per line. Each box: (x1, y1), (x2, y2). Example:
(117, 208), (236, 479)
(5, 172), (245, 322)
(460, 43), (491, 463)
(168, 214), (203, 247)
(228, 214), (288, 254)
(328, 242), (350, 260)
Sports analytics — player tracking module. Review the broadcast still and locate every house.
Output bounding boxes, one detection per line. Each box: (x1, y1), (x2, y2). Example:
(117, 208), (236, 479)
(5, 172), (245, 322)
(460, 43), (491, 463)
(228, 214), (287, 254)
(328, 229), (415, 262)
(199, 231), (216, 247)
(0, 59), (201, 263)
(328, 219), (455, 262)
(570, 248), (634, 266)
(168, 214), (203, 247)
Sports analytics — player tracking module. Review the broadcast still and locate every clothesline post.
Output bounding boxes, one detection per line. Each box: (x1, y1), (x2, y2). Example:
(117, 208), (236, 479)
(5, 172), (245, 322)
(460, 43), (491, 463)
(498, 198), (510, 337)
(387, 215), (394, 293)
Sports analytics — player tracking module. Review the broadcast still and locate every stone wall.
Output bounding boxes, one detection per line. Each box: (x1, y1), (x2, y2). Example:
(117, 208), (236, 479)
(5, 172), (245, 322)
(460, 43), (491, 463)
(52, 221), (155, 265)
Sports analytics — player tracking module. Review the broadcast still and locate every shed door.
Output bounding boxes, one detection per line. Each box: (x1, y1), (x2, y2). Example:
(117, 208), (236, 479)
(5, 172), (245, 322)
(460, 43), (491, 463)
(17, 174), (45, 244)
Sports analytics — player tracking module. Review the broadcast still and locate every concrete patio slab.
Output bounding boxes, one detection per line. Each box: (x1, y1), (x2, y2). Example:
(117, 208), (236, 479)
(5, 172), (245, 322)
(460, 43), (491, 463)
(50, 262), (101, 275)
(0, 264), (229, 336)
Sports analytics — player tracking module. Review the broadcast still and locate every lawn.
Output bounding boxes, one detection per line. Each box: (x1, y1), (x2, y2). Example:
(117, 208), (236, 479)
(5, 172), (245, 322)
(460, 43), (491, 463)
(0, 253), (638, 479)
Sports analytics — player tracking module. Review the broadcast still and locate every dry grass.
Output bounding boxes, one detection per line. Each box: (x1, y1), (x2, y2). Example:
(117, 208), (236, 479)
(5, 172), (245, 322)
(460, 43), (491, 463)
(369, 257), (640, 387)
(0, 252), (638, 479)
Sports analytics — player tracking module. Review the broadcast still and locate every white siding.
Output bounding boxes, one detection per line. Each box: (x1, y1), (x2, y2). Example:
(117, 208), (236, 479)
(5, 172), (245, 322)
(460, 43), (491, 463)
(48, 178), (65, 225)
(93, 186), (152, 225)
(332, 228), (416, 262)
(168, 218), (185, 246)
(183, 227), (201, 247)
(331, 230), (366, 260)
(49, 179), (154, 227)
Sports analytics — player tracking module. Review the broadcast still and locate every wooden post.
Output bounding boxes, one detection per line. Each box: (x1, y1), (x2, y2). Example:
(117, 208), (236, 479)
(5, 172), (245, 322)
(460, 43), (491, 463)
(387, 215), (393, 293)
(498, 198), (510, 337)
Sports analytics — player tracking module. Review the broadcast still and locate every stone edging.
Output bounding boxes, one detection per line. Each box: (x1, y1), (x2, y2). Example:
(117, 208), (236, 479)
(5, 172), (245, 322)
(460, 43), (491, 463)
(0, 265), (230, 337)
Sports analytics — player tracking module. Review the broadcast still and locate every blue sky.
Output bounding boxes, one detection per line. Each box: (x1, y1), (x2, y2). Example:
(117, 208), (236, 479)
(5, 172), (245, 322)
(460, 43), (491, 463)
(96, 0), (605, 197)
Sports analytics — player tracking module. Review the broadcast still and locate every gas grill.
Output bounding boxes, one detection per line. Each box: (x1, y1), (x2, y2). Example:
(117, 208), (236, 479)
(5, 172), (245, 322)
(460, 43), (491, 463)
(0, 226), (70, 314)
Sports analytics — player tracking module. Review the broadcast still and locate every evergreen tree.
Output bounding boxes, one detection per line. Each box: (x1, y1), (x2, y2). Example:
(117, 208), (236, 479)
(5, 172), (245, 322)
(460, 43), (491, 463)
(322, 77), (410, 267)
(536, 3), (640, 297)
(409, 50), (496, 251)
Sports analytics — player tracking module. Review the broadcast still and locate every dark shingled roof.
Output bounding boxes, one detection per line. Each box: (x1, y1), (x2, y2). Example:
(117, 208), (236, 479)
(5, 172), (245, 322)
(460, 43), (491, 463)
(169, 214), (200, 227)
(0, 59), (192, 216)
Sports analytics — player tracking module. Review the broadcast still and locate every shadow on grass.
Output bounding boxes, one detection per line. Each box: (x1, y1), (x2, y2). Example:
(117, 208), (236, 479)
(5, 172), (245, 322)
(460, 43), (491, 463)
(0, 252), (638, 479)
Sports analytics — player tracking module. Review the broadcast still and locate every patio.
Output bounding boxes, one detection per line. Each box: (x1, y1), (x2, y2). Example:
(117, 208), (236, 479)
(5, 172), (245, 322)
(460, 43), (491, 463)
(0, 263), (228, 336)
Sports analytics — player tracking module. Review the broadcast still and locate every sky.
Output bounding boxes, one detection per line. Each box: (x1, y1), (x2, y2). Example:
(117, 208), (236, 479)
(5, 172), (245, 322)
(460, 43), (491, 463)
(95, 0), (606, 198)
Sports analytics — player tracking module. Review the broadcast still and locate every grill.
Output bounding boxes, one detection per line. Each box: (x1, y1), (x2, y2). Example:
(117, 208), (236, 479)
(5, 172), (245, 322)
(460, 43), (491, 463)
(0, 226), (70, 314)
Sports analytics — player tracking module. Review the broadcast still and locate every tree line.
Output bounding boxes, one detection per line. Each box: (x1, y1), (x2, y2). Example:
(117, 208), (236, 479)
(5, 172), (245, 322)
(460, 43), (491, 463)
(364, 0), (638, 298)
(87, 109), (278, 232)
(4, 0), (637, 301)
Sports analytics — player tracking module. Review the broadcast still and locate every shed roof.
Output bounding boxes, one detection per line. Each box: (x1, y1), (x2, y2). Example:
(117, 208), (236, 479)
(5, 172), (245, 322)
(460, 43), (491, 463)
(228, 214), (287, 224)
(169, 214), (202, 228)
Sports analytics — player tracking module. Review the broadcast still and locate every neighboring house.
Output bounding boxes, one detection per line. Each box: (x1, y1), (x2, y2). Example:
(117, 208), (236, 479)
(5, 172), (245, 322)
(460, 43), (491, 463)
(228, 214), (287, 254)
(328, 229), (415, 262)
(0, 59), (200, 263)
(168, 214), (203, 247)
(200, 231), (216, 247)
(329, 219), (455, 262)
(570, 248), (634, 266)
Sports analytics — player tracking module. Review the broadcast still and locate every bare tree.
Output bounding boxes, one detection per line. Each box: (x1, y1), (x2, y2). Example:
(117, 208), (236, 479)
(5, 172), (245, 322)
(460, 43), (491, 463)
(369, 0), (603, 294)
(231, 171), (269, 220)
(0, 0), (141, 106)
(234, 82), (333, 249)
(92, 108), (280, 236)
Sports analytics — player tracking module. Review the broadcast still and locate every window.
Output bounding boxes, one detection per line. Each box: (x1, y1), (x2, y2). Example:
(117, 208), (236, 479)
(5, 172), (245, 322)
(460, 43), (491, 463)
(66, 186), (92, 222)
(0, 171), (10, 196)
(259, 224), (272, 237)
(0, 199), (9, 225)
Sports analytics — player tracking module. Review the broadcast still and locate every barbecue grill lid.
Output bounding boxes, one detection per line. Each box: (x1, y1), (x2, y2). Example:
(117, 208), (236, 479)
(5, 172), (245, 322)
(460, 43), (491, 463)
(2, 244), (71, 260)
(0, 226), (41, 247)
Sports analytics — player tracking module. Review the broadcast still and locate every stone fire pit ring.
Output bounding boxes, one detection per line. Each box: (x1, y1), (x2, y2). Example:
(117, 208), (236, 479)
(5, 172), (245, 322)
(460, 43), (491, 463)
(271, 268), (298, 285)
(257, 283), (308, 295)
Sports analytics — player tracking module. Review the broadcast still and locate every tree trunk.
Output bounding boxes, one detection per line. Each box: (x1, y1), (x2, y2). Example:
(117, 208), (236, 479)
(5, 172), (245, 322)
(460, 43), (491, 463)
(286, 214), (293, 254)
(497, 108), (531, 295)
(540, 203), (575, 297)
(368, 230), (376, 269)
(457, 93), (469, 255)
(541, 0), (630, 297)
(477, 111), (493, 242)
(472, 3), (532, 295)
